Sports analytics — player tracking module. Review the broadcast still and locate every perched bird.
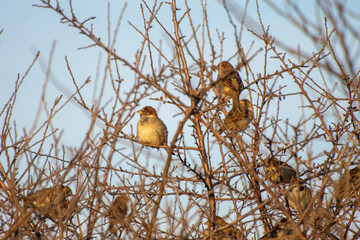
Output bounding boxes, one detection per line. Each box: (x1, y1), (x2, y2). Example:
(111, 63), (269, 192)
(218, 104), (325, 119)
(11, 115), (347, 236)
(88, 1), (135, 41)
(350, 165), (360, 182)
(285, 184), (312, 212)
(219, 99), (253, 133)
(265, 157), (297, 184)
(204, 216), (244, 239)
(107, 195), (130, 232)
(334, 165), (360, 212)
(216, 61), (244, 101)
(137, 106), (168, 147)
(24, 186), (73, 221)
(260, 218), (302, 239)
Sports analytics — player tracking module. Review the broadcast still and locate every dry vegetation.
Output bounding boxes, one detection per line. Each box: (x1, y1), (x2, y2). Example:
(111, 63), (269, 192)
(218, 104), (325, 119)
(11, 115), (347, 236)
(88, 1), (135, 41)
(1, 0), (360, 239)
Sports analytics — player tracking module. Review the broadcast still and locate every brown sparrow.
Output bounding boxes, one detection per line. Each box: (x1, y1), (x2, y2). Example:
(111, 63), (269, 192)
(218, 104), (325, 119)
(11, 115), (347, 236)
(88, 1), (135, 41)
(108, 195), (130, 232)
(334, 165), (360, 212)
(216, 61), (244, 100)
(24, 186), (73, 221)
(265, 157), (297, 184)
(205, 216), (244, 239)
(137, 106), (168, 147)
(260, 218), (302, 239)
(285, 184), (312, 212)
(219, 99), (253, 133)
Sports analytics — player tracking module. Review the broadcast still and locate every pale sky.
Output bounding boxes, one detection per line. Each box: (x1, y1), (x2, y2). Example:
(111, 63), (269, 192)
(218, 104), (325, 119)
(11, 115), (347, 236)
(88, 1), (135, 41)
(1, 0), (330, 145)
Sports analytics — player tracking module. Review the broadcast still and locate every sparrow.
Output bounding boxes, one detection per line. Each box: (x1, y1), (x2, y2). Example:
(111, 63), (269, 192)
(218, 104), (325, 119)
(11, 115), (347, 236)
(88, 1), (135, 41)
(265, 157), (297, 184)
(219, 99), (253, 133)
(334, 165), (360, 212)
(24, 186), (73, 221)
(216, 61), (244, 101)
(285, 184), (312, 212)
(107, 195), (130, 232)
(204, 216), (244, 239)
(350, 165), (360, 182)
(260, 218), (302, 239)
(137, 106), (168, 147)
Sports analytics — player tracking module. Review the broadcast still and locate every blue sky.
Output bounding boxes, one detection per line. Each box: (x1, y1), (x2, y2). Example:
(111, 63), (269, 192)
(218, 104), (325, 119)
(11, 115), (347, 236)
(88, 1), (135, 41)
(0, 0), (326, 145)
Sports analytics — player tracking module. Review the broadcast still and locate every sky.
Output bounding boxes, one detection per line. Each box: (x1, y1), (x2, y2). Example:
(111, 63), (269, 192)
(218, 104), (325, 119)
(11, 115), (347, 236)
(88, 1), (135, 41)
(1, 0), (360, 238)
(0, 0), (323, 146)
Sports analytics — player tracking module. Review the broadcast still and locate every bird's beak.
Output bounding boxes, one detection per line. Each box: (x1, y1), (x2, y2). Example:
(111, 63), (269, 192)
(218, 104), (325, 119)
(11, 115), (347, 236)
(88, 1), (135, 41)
(137, 110), (142, 115)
